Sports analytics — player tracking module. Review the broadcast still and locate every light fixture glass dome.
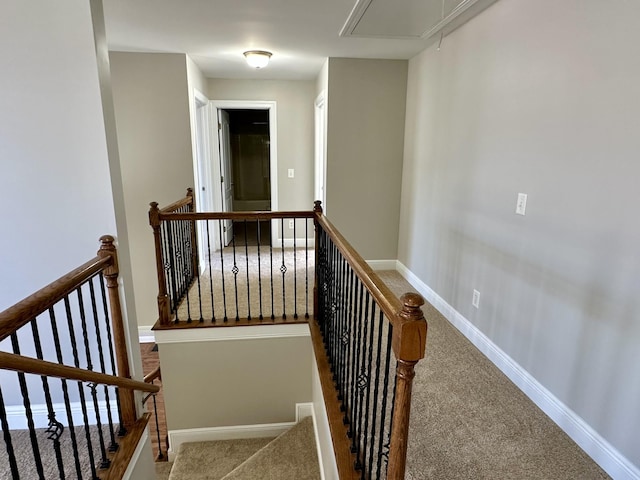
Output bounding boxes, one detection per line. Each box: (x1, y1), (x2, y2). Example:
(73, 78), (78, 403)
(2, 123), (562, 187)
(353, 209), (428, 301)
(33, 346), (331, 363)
(243, 50), (272, 69)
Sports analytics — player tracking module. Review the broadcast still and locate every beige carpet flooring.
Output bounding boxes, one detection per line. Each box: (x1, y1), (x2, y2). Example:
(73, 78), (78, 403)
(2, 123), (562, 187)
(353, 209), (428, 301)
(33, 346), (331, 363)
(164, 417), (319, 480)
(377, 271), (610, 480)
(176, 246), (314, 322)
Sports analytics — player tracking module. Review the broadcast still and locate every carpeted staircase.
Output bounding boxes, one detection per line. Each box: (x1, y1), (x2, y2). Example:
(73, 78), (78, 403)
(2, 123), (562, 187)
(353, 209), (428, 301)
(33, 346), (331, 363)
(158, 417), (320, 480)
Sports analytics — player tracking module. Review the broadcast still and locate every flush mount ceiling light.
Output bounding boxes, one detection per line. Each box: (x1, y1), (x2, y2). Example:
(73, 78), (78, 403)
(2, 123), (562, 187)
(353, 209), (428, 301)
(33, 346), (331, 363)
(243, 50), (272, 69)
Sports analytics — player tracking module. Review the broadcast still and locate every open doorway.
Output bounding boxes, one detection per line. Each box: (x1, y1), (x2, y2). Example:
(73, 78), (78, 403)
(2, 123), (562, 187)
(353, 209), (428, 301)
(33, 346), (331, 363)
(224, 109), (271, 245)
(210, 100), (278, 246)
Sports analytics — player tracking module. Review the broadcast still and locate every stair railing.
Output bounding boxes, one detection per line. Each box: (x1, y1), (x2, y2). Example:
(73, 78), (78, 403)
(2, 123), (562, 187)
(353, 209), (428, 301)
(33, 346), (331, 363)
(143, 365), (166, 460)
(312, 201), (427, 480)
(0, 236), (159, 479)
(149, 189), (316, 326)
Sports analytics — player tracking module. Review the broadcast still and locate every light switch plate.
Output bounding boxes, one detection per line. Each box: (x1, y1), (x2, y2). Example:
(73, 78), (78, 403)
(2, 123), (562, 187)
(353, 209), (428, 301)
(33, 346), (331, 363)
(288, 169), (294, 178)
(516, 193), (527, 215)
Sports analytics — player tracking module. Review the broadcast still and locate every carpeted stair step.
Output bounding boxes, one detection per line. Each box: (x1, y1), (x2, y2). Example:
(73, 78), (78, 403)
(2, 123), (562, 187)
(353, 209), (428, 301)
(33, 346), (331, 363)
(168, 437), (273, 480)
(221, 416), (320, 480)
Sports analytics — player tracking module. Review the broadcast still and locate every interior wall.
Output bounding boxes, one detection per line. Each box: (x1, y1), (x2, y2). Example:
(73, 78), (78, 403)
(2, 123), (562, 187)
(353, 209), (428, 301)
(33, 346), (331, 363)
(207, 78), (315, 211)
(0, 0), (117, 310)
(110, 52), (196, 329)
(159, 335), (312, 430)
(325, 58), (407, 261)
(399, 0), (640, 470)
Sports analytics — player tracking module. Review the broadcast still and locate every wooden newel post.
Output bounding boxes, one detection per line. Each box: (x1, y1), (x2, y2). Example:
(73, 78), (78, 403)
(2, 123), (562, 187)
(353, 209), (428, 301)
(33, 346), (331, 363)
(313, 201), (323, 320)
(388, 292), (428, 480)
(149, 202), (170, 326)
(186, 188), (199, 279)
(97, 235), (137, 431)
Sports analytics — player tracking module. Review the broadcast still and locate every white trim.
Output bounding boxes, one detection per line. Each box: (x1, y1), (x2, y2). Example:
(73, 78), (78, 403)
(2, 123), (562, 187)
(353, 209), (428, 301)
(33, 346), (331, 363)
(154, 323), (310, 344)
(295, 402), (314, 422)
(4, 400), (118, 430)
(272, 237), (315, 249)
(138, 326), (155, 343)
(366, 259), (398, 271)
(209, 100), (278, 213)
(168, 421), (295, 461)
(122, 428), (149, 480)
(396, 261), (640, 480)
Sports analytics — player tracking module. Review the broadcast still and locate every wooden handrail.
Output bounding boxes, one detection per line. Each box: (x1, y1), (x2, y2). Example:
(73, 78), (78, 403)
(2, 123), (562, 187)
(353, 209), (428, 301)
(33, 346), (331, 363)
(159, 187), (194, 214)
(144, 365), (161, 383)
(158, 210), (316, 221)
(0, 255), (112, 342)
(0, 351), (159, 393)
(315, 213), (403, 322)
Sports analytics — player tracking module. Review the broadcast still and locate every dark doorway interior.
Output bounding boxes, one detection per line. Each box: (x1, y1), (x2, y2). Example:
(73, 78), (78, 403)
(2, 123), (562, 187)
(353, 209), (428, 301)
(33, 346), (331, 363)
(231, 220), (271, 246)
(226, 109), (271, 212)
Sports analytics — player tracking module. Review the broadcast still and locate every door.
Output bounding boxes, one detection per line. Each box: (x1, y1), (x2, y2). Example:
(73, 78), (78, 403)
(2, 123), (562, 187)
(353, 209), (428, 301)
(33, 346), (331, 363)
(314, 93), (327, 210)
(218, 109), (234, 245)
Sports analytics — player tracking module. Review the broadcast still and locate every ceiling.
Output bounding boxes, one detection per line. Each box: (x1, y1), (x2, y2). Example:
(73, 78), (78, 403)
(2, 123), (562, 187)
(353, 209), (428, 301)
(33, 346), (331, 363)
(103, 0), (498, 80)
(102, 0), (454, 80)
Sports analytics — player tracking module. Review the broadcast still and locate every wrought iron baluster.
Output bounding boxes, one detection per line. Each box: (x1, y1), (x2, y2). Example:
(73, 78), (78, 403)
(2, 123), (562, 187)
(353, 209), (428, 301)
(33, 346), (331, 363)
(76, 286), (111, 469)
(195, 220), (204, 323)
(63, 296), (100, 480)
(231, 222), (240, 321)
(343, 268), (356, 425)
(30, 317), (66, 479)
(183, 219), (194, 323)
(89, 278), (119, 452)
(305, 219), (309, 318)
(280, 218), (287, 319)
(368, 310), (386, 479)
(166, 221), (180, 321)
(350, 283), (365, 449)
(10, 332), (45, 479)
(0, 385), (19, 479)
(269, 219), (275, 320)
(244, 219), (251, 320)
(218, 219), (228, 322)
(376, 324), (394, 478)
(206, 220), (216, 322)
(361, 300), (378, 479)
(293, 219), (298, 319)
(49, 306), (84, 476)
(354, 292), (371, 471)
(257, 219), (264, 320)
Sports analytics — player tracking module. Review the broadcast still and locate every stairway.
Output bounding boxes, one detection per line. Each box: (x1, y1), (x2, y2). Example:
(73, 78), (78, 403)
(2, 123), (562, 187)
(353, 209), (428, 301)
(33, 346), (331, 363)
(161, 417), (321, 480)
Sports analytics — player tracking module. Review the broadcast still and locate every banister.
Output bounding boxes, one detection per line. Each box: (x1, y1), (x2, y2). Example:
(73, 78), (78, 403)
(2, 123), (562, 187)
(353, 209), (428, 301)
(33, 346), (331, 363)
(158, 210), (316, 221)
(0, 351), (159, 394)
(315, 213), (403, 322)
(144, 365), (161, 383)
(0, 255), (112, 342)
(159, 187), (194, 214)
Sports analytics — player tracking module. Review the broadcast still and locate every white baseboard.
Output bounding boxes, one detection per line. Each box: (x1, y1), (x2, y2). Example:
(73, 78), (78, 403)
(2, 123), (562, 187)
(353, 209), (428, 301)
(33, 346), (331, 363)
(396, 261), (640, 480)
(138, 326), (155, 344)
(366, 259), (398, 271)
(167, 421), (296, 461)
(5, 400), (118, 430)
(295, 402), (314, 422)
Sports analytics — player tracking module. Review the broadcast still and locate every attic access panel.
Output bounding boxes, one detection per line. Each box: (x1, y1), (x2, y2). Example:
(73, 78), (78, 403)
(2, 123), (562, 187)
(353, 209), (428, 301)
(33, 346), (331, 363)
(341, 0), (492, 39)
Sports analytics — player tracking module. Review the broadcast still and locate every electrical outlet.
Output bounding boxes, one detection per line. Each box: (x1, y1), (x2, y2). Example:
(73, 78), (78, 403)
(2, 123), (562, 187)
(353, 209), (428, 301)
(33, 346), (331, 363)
(288, 219), (294, 229)
(516, 193), (527, 215)
(472, 290), (480, 309)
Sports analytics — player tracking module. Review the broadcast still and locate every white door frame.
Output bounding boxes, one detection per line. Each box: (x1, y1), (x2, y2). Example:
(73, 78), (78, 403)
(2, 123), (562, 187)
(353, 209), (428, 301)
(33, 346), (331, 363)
(209, 100), (278, 213)
(314, 92), (327, 214)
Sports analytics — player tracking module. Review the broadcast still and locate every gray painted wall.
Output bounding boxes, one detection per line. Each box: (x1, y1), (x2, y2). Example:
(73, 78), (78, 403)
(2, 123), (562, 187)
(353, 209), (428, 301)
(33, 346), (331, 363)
(207, 78), (316, 211)
(110, 52), (196, 329)
(399, 0), (640, 468)
(326, 58), (407, 261)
